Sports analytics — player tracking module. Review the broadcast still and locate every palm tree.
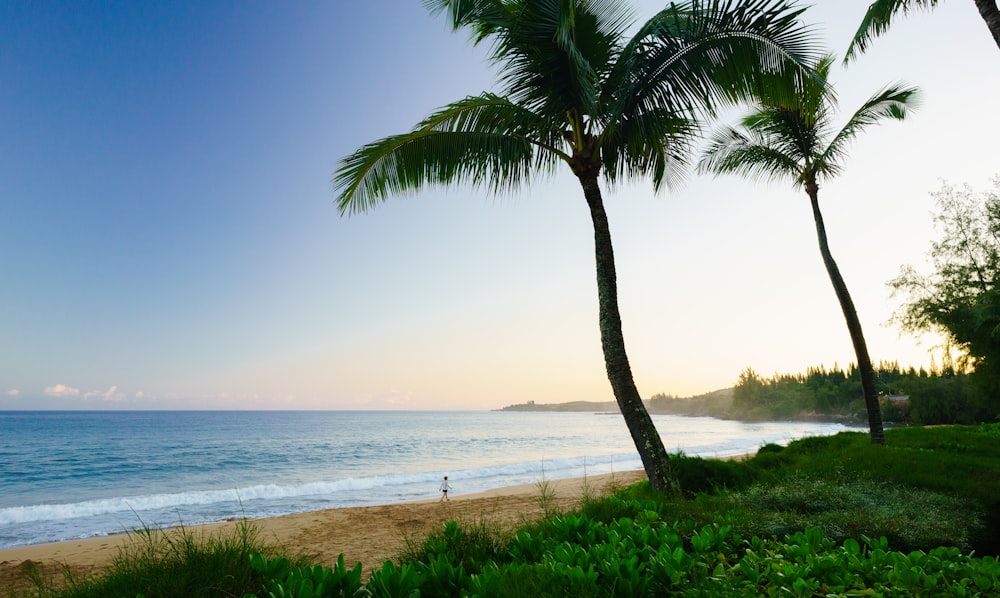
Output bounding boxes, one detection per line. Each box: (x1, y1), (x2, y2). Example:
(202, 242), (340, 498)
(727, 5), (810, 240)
(335, 0), (820, 493)
(845, 0), (1000, 61)
(699, 55), (920, 445)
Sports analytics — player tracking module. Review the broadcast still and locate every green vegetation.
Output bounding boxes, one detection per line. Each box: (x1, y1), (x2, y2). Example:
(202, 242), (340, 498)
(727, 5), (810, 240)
(730, 362), (988, 425)
(10, 520), (297, 598)
(17, 425), (1000, 597)
(890, 177), (1000, 422)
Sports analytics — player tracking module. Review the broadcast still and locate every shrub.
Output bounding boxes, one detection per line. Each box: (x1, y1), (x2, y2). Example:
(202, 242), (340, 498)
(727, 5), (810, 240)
(706, 475), (983, 553)
(39, 520), (280, 598)
(670, 453), (756, 497)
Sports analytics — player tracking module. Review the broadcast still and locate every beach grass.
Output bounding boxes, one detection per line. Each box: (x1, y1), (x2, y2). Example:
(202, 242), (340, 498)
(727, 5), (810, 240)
(10, 423), (1000, 597)
(13, 519), (295, 598)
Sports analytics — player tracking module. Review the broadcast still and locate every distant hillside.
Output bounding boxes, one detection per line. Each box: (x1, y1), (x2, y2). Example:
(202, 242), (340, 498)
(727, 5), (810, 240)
(498, 389), (734, 415)
(498, 399), (620, 412)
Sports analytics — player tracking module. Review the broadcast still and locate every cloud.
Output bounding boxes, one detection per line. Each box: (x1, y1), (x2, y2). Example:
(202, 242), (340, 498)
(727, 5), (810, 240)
(45, 384), (80, 397)
(84, 386), (124, 402)
(4, 389), (19, 397)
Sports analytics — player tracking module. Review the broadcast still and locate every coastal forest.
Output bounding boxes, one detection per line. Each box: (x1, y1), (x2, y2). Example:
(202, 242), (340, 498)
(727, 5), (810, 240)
(728, 364), (996, 426)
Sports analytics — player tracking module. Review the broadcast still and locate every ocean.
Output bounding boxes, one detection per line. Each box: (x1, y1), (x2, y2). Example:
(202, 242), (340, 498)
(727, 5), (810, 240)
(0, 410), (861, 549)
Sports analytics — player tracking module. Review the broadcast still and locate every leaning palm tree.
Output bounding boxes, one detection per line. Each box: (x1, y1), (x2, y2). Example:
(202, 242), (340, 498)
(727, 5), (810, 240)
(335, 0), (821, 493)
(845, 0), (1000, 61)
(699, 55), (920, 445)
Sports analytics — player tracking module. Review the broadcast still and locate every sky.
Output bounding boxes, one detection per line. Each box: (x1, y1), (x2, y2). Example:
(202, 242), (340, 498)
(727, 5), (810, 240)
(2, 1), (998, 411)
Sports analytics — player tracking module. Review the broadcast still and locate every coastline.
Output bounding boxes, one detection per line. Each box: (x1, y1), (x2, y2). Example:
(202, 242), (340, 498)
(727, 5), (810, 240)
(0, 469), (647, 589)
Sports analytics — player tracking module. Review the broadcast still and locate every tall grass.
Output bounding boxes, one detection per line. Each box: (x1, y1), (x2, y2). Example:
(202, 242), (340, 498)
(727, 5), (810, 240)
(20, 520), (284, 598)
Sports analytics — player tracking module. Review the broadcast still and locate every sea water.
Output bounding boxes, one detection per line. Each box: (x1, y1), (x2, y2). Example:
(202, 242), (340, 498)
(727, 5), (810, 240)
(0, 411), (861, 549)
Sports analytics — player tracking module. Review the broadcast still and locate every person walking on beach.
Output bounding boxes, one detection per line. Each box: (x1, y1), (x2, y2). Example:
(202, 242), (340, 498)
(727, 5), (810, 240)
(439, 475), (451, 502)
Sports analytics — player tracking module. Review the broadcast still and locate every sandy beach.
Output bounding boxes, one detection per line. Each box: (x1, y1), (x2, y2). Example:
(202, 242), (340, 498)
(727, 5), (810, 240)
(0, 470), (646, 591)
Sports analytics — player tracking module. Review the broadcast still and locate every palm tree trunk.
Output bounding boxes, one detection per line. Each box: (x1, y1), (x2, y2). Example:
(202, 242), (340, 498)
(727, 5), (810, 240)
(973, 0), (1000, 51)
(806, 182), (886, 445)
(579, 174), (681, 494)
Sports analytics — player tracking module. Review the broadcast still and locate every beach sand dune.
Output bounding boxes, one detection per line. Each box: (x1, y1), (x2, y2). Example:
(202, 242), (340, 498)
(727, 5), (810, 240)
(0, 470), (646, 592)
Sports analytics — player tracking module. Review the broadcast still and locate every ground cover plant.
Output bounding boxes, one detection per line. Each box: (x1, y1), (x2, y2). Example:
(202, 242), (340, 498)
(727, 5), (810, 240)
(14, 424), (1000, 597)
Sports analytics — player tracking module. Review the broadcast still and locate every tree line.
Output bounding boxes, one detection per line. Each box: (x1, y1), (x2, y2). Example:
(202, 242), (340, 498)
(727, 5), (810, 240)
(731, 360), (999, 425)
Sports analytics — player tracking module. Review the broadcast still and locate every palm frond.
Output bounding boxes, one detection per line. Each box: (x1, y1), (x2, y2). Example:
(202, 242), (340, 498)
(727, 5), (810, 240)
(844, 0), (940, 63)
(585, 0), (635, 37)
(611, 0), (821, 129)
(822, 83), (920, 168)
(699, 48), (919, 193)
(748, 105), (827, 163)
(492, 0), (628, 121)
(601, 106), (699, 191)
(420, 93), (565, 148)
(698, 125), (802, 185)
(334, 94), (564, 215)
(422, 0), (514, 45)
(753, 54), (837, 118)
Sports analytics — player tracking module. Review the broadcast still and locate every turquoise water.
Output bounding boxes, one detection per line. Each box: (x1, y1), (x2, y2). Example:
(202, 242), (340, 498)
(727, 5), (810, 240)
(0, 410), (860, 548)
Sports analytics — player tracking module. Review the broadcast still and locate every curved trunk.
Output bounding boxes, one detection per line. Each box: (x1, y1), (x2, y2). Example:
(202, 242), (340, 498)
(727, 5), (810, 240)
(806, 182), (886, 445)
(579, 174), (681, 494)
(973, 0), (1000, 51)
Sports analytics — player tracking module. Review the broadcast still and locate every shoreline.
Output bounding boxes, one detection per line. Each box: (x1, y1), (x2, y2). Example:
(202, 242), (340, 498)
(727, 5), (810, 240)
(0, 469), (648, 589)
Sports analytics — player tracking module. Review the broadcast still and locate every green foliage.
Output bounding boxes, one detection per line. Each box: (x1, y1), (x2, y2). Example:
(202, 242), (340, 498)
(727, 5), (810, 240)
(447, 517), (999, 597)
(366, 561), (424, 598)
(731, 364), (867, 420)
(31, 520), (279, 598)
(907, 373), (979, 424)
(891, 177), (1000, 421)
(748, 424), (1000, 556)
(670, 453), (757, 498)
(729, 361), (987, 424)
(705, 474), (982, 553)
(533, 479), (561, 518)
(402, 519), (510, 575)
(733, 367), (767, 410)
(248, 553), (364, 598)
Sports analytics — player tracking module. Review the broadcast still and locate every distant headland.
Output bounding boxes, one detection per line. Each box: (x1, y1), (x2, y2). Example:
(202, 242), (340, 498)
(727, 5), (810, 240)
(498, 387), (862, 424)
(498, 388), (734, 417)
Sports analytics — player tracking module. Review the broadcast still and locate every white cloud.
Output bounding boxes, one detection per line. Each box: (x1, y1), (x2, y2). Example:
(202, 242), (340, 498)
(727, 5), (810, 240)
(45, 384), (80, 397)
(4, 389), (19, 397)
(84, 386), (124, 402)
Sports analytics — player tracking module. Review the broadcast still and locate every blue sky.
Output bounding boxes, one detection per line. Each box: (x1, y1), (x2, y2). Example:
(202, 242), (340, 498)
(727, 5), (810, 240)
(2, 1), (998, 410)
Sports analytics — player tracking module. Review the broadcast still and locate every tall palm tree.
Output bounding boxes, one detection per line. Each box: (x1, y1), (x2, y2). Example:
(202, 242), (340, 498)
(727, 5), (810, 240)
(699, 55), (920, 445)
(845, 0), (1000, 61)
(335, 0), (820, 493)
